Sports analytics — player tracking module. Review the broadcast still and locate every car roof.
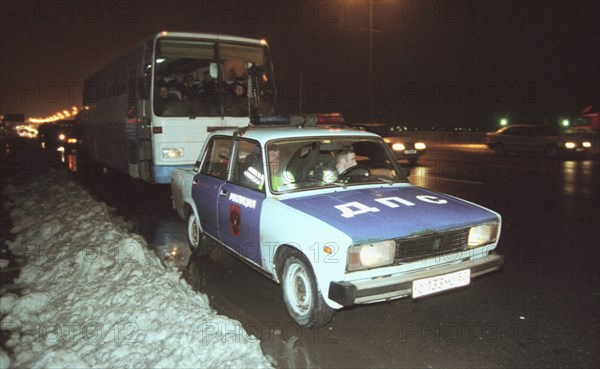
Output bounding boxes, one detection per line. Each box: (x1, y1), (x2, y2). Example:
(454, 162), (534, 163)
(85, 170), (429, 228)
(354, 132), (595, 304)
(210, 125), (382, 142)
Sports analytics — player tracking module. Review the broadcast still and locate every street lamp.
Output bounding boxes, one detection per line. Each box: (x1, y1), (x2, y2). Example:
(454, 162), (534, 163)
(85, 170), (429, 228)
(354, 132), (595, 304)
(359, 0), (382, 120)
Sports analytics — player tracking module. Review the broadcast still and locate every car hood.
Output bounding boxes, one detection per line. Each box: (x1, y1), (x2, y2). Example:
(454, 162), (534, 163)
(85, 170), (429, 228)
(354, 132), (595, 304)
(280, 186), (498, 243)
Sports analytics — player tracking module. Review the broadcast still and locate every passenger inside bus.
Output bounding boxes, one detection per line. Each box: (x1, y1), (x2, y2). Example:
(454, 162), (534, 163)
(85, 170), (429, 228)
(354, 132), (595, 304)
(224, 77), (248, 117)
(154, 82), (187, 116)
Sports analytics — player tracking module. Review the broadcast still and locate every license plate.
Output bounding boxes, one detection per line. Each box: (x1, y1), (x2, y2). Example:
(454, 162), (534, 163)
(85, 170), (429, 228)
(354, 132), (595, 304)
(404, 149), (417, 154)
(412, 269), (471, 298)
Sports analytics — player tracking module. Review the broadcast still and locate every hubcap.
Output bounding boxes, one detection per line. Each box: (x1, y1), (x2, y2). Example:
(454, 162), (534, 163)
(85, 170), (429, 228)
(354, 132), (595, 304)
(189, 216), (199, 247)
(286, 263), (311, 315)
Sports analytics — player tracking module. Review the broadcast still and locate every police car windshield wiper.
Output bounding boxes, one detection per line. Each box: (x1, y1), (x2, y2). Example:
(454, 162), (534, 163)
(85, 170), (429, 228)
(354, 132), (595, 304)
(329, 181), (347, 188)
(374, 177), (395, 185)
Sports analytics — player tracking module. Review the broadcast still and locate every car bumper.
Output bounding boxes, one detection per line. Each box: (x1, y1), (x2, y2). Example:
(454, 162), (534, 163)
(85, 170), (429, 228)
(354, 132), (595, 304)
(392, 150), (424, 159)
(328, 252), (504, 306)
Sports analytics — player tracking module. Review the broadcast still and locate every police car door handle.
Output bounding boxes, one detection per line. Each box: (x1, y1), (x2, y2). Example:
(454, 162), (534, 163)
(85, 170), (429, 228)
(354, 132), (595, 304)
(219, 189), (228, 196)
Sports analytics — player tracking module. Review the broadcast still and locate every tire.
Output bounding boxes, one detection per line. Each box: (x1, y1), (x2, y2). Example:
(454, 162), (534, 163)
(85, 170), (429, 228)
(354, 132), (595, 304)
(281, 250), (334, 328)
(187, 212), (213, 255)
(493, 144), (505, 155)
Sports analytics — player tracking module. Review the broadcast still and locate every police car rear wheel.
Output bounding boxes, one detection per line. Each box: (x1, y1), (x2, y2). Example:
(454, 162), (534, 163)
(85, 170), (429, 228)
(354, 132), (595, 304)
(282, 251), (334, 328)
(187, 213), (213, 255)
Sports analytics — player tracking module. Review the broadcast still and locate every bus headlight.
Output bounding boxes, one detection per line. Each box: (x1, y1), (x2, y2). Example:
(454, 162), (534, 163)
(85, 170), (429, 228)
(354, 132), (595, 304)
(162, 148), (184, 158)
(468, 223), (499, 248)
(347, 240), (396, 271)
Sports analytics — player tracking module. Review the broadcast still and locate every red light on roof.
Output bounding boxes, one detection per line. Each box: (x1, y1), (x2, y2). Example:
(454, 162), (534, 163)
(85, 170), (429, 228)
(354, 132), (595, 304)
(316, 113), (344, 125)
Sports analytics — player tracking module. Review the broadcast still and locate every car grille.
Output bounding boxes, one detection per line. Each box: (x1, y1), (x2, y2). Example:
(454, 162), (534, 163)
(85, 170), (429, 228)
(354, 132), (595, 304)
(394, 228), (469, 264)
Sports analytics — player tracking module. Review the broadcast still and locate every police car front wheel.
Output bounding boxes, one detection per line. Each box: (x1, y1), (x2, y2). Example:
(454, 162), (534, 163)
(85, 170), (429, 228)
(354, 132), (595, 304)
(282, 251), (334, 328)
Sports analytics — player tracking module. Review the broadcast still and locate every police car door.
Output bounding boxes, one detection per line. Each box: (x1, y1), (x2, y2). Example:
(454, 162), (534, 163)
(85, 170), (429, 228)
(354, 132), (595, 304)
(217, 138), (264, 265)
(193, 136), (232, 239)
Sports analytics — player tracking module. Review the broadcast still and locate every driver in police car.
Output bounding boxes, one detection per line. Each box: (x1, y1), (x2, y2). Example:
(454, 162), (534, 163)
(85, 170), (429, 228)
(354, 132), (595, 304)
(336, 150), (357, 174)
(322, 149), (357, 183)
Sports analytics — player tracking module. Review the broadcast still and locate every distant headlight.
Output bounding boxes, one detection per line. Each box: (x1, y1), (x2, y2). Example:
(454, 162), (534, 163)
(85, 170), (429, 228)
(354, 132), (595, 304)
(468, 223), (499, 249)
(415, 142), (426, 150)
(582, 141), (592, 148)
(162, 148), (184, 158)
(391, 143), (406, 151)
(564, 142), (576, 149)
(347, 240), (396, 272)
(59, 133), (66, 141)
(67, 138), (78, 144)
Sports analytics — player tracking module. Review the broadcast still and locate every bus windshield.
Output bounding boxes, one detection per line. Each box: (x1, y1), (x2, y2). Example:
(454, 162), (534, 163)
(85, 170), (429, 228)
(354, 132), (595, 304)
(153, 38), (275, 118)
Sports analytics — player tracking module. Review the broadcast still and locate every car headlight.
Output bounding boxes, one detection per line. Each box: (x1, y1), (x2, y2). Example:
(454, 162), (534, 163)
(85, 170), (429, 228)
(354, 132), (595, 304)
(347, 240), (396, 272)
(415, 142), (426, 150)
(564, 142), (576, 149)
(59, 133), (66, 141)
(582, 141), (591, 148)
(162, 148), (184, 158)
(391, 143), (406, 151)
(468, 223), (499, 249)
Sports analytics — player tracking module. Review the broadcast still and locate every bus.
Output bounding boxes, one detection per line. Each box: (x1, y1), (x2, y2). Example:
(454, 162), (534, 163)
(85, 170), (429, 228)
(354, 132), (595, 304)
(79, 31), (276, 183)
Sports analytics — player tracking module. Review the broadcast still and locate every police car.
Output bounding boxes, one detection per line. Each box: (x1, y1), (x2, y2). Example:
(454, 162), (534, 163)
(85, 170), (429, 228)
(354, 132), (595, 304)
(171, 115), (504, 328)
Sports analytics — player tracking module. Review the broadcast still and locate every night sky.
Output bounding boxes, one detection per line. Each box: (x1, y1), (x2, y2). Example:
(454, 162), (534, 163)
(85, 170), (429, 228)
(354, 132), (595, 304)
(1, 0), (598, 130)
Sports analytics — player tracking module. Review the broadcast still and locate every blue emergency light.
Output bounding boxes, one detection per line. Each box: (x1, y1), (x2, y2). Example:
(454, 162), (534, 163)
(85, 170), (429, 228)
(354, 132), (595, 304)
(251, 113), (344, 127)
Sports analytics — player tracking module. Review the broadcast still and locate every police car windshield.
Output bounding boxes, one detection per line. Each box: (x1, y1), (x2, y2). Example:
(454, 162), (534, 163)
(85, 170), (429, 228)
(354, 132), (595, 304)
(266, 137), (404, 193)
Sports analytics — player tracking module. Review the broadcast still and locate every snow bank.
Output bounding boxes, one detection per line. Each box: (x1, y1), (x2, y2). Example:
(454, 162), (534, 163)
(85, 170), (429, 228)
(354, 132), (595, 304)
(1, 175), (273, 368)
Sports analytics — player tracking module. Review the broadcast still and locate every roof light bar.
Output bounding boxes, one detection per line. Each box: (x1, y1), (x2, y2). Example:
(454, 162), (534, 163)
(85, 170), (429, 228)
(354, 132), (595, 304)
(251, 113), (344, 127)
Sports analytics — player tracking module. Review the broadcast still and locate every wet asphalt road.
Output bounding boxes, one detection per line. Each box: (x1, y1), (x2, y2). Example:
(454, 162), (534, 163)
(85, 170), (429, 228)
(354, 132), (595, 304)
(2, 137), (599, 368)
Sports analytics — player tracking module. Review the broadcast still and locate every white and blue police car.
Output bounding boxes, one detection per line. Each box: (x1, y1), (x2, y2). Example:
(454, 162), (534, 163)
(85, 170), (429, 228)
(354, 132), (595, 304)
(171, 115), (504, 328)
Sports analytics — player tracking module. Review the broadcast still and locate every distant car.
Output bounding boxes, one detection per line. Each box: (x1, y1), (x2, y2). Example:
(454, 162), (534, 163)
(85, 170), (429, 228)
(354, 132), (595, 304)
(563, 127), (598, 135)
(38, 120), (80, 153)
(350, 123), (426, 165)
(485, 124), (592, 158)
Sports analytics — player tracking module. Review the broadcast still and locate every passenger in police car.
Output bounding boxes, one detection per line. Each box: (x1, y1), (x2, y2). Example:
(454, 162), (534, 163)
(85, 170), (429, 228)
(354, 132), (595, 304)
(242, 145), (295, 191)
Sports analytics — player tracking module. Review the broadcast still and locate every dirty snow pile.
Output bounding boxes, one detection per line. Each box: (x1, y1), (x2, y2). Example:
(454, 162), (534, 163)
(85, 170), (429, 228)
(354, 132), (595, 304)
(0, 176), (273, 368)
